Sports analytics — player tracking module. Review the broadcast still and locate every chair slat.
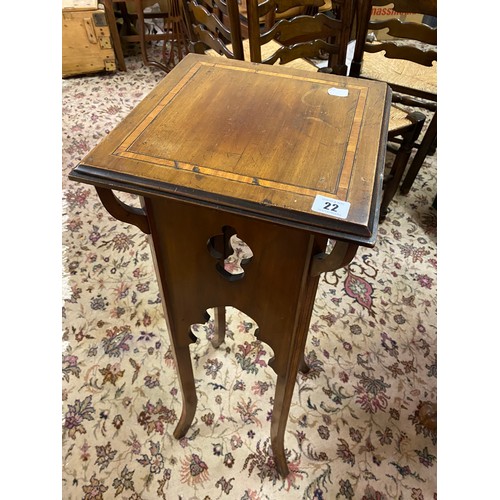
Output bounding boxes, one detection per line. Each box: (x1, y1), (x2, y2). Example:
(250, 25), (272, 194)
(364, 42), (436, 67)
(369, 17), (436, 44)
(183, 0), (244, 59)
(247, 0), (354, 74)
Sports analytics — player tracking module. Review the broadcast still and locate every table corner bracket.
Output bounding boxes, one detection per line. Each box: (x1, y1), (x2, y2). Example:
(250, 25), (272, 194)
(95, 187), (151, 234)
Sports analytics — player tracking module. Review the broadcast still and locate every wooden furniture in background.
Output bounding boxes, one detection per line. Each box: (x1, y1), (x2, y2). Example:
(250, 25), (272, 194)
(193, 0), (425, 220)
(69, 54), (391, 477)
(246, 0), (354, 75)
(103, 0), (150, 70)
(182, 0), (244, 58)
(183, 0), (355, 73)
(102, 0), (189, 71)
(379, 106), (426, 218)
(62, 0), (117, 77)
(181, 1), (426, 221)
(183, 0), (323, 72)
(350, 0), (437, 212)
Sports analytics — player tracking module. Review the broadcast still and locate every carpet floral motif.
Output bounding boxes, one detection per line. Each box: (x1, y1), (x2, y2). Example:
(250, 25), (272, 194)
(62, 53), (437, 499)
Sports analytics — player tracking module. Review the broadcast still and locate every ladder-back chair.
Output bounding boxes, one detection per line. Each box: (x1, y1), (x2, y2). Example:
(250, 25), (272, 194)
(350, 0), (437, 213)
(103, 0), (190, 71)
(246, 0), (354, 75)
(182, 0), (244, 59)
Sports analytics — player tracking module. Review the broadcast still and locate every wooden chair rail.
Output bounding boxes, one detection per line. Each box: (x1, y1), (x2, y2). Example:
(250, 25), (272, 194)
(192, 26), (234, 55)
(391, 92), (437, 111)
(368, 18), (436, 44)
(260, 38), (340, 64)
(190, 1), (233, 41)
(261, 13), (344, 45)
(246, 0), (353, 73)
(183, 0), (244, 59)
(364, 42), (436, 67)
(272, 0), (327, 14)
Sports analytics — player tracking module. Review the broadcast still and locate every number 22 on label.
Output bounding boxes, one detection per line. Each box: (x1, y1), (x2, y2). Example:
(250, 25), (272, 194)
(311, 195), (350, 219)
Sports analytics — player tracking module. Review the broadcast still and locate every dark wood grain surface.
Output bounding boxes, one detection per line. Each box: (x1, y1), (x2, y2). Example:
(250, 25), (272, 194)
(70, 54), (390, 244)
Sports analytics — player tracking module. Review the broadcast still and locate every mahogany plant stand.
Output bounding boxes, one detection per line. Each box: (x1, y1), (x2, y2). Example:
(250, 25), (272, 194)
(70, 54), (391, 477)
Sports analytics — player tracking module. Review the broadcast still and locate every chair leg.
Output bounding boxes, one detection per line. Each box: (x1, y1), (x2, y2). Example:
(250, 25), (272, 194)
(134, 0), (170, 72)
(380, 111), (426, 219)
(102, 0), (127, 71)
(400, 112), (437, 195)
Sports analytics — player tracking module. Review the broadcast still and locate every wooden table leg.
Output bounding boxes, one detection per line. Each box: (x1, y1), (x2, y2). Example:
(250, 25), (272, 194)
(418, 401), (437, 432)
(269, 269), (322, 476)
(170, 340), (199, 439)
(143, 196), (323, 476)
(95, 188), (360, 476)
(211, 306), (226, 348)
(400, 111), (437, 195)
(298, 352), (311, 374)
(141, 196), (358, 477)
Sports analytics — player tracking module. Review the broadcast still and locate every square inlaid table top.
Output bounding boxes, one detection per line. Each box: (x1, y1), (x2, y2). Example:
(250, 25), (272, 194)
(70, 54), (391, 245)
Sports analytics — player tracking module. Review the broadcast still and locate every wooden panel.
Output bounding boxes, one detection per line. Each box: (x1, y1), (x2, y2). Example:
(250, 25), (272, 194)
(62, 8), (116, 77)
(116, 64), (364, 198)
(71, 54), (390, 244)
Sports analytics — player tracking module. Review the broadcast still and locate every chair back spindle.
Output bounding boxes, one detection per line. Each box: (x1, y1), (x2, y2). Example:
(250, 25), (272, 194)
(182, 0), (244, 59)
(246, 0), (355, 75)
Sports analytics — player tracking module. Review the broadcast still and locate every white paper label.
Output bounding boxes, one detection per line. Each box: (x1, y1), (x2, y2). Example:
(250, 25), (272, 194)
(328, 87), (349, 97)
(311, 195), (350, 219)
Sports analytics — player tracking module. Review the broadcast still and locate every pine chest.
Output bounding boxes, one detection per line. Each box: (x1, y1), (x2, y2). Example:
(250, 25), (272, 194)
(62, 1), (116, 77)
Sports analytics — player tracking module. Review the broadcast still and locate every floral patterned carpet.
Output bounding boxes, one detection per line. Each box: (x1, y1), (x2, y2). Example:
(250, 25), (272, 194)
(62, 52), (437, 499)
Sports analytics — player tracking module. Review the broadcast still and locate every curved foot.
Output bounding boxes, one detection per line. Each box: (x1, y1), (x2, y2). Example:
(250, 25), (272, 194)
(274, 453), (290, 478)
(210, 306), (226, 348)
(270, 432), (290, 478)
(173, 381), (198, 439)
(298, 352), (310, 374)
(170, 343), (198, 440)
(418, 401), (437, 432)
(173, 402), (197, 439)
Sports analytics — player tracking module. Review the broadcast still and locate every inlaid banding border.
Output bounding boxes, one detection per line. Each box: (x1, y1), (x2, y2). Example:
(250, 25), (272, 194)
(112, 60), (369, 201)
